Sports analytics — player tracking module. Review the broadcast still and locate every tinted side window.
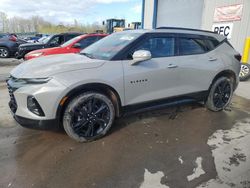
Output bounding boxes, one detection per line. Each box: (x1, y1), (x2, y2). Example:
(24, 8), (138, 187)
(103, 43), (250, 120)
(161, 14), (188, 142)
(205, 39), (220, 50)
(65, 34), (79, 42)
(135, 37), (175, 58)
(49, 35), (64, 46)
(79, 36), (99, 49)
(97, 36), (106, 40)
(179, 38), (206, 55)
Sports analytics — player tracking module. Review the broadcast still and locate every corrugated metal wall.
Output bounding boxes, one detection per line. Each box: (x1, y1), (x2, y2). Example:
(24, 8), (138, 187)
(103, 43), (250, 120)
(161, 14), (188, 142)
(202, 0), (250, 57)
(157, 0), (204, 29)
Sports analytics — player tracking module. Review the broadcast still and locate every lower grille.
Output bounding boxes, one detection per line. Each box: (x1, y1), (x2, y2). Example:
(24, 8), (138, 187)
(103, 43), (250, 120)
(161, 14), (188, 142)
(6, 81), (18, 113)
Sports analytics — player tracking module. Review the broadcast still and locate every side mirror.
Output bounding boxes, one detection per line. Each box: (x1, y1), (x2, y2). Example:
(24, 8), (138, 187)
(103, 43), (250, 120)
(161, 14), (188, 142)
(72, 43), (81, 48)
(131, 50), (152, 65)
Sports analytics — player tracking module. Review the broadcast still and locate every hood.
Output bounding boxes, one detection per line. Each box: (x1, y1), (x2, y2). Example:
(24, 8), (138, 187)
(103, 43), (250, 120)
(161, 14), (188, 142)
(27, 46), (62, 55)
(11, 53), (105, 78)
(19, 42), (45, 49)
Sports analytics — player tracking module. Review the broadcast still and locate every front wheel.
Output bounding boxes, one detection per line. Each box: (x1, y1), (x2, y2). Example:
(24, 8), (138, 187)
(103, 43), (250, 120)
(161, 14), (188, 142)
(206, 77), (233, 112)
(63, 92), (115, 142)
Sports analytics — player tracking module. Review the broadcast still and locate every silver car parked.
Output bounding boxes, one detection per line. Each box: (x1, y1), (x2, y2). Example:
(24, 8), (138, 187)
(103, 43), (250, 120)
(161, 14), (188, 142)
(7, 28), (241, 142)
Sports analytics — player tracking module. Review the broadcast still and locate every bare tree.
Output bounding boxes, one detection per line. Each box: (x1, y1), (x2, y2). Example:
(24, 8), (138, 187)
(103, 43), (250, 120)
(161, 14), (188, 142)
(0, 12), (8, 32)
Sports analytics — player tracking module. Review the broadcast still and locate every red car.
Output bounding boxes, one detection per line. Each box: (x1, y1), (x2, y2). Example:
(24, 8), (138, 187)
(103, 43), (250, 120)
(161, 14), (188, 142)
(24, 33), (107, 60)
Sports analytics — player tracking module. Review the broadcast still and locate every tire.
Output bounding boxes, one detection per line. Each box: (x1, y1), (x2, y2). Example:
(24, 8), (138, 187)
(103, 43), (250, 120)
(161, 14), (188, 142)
(63, 92), (115, 142)
(239, 63), (250, 81)
(0, 47), (10, 58)
(206, 77), (233, 112)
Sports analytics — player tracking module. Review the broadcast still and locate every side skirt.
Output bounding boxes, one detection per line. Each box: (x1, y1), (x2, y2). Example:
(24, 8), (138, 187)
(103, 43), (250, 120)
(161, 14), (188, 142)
(121, 91), (208, 116)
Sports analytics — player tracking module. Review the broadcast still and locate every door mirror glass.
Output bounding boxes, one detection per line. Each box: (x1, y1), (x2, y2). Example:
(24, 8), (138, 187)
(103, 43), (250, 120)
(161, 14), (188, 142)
(131, 50), (151, 65)
(72, 43), (81, 48)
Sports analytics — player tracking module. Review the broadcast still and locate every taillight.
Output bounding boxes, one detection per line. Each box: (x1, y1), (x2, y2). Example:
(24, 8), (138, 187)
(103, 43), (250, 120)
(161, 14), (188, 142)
(9, 36), (17, 42)
(234, 54), (241, 62)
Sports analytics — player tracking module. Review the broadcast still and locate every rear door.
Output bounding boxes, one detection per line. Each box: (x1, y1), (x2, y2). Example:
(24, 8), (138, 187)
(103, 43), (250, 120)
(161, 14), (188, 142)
(173, 35), (225, 94)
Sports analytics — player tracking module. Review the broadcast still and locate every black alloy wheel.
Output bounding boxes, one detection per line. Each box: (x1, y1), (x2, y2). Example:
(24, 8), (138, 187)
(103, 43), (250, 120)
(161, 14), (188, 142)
(63, 92), (115, 142)
(206, 77), (233, 111)
(213, 80), (231, 108)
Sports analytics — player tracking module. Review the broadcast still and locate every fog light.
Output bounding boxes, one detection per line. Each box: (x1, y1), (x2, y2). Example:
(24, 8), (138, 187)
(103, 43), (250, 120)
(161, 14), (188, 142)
(27, 96), (45, 116)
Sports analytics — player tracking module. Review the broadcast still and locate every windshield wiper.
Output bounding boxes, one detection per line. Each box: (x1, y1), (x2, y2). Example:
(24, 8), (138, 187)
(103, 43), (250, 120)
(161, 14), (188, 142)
(81, 52), (95, 59)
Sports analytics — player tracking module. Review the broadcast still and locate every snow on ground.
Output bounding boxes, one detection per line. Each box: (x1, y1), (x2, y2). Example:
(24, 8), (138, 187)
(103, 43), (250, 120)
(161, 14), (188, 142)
(197, 118), (250, 188)
(140, 169), (169, 188)
(187, 157), (205, 181)
(178, 156), (184, 164)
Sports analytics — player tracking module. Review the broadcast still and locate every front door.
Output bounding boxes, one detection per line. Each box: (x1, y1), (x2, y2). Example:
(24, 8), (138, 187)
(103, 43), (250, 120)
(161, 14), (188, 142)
(122, 35), (181, 105)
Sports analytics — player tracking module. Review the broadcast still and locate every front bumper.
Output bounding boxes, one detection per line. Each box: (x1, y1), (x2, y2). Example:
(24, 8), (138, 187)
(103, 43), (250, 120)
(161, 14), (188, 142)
(6, 77), (67, 121)
(14, 115), (60, 130)
(16, 48), (32, 59)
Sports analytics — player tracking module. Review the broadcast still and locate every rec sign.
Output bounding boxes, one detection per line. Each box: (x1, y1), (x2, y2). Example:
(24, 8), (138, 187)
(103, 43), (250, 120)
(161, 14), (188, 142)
(212, 23), (233, 39)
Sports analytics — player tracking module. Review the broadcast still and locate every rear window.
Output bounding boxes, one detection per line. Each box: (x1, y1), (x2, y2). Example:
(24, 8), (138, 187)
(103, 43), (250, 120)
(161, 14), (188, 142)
(205, 39), (220, 50)
(65, 34), (80, 42)
(0, 34), (7, 39)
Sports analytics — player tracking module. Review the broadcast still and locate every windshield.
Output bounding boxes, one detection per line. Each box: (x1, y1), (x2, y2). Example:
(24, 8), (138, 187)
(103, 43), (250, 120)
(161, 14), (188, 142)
(80, 32), (141, 60)
(42, 35), (53, 44)
(61, 35), (82, 47)
(38, 36), (48, 43)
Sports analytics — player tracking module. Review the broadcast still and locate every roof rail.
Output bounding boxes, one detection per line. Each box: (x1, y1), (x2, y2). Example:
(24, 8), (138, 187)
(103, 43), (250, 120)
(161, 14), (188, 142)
(156, 27), (216, 34)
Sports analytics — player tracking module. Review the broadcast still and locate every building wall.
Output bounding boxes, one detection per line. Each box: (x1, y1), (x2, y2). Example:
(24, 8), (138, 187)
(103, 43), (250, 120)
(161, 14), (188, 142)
(142, 0), (250, 60)
(143, 0), (154, 29)
(157, 0), (204, 29)
(202, 0), (250, 56)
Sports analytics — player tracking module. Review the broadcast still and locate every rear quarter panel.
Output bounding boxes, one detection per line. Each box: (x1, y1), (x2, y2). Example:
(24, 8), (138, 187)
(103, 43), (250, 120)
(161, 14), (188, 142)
(214, 42), (241, 80)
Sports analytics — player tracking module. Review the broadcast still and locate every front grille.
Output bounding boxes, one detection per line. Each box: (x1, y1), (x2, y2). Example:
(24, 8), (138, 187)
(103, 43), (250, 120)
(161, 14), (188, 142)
(6, 79), (18, 113)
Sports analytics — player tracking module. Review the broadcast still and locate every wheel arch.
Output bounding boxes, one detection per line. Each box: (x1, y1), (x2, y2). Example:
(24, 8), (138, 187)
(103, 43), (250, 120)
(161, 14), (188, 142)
(56, 83), (122, 123)
(211, 69), (237, 90)
(0, 45), (11, 52)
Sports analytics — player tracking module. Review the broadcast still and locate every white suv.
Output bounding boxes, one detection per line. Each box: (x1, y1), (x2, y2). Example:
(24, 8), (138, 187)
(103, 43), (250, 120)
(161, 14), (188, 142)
(7, 28), (241, 142)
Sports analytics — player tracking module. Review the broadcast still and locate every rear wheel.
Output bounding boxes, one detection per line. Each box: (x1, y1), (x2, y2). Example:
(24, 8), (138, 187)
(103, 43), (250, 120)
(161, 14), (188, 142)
(63, 92), (115, 142)
(0, 47), (10, 58)
(206, 77), (233, 111)
(239, 63), (250, 81)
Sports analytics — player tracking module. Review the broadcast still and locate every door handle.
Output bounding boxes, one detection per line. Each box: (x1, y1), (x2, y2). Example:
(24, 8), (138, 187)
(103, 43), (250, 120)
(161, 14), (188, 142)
(208, 57), (217, 61)
(168, 64), (178, 68)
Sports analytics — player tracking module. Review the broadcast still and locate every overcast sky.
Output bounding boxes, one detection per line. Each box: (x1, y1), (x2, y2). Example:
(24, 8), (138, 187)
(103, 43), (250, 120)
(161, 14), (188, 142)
(0, 0), (142, 25)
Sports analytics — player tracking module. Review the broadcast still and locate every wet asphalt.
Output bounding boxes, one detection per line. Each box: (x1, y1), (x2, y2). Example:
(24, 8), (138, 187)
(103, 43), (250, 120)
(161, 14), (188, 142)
(0, 82), (250, 188)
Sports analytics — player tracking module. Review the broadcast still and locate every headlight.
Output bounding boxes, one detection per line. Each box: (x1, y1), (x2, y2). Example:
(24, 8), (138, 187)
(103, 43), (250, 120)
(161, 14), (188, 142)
(28, 52), (44, 57)
(24, 77), (51, 84)
(8, 77), (52, 86)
